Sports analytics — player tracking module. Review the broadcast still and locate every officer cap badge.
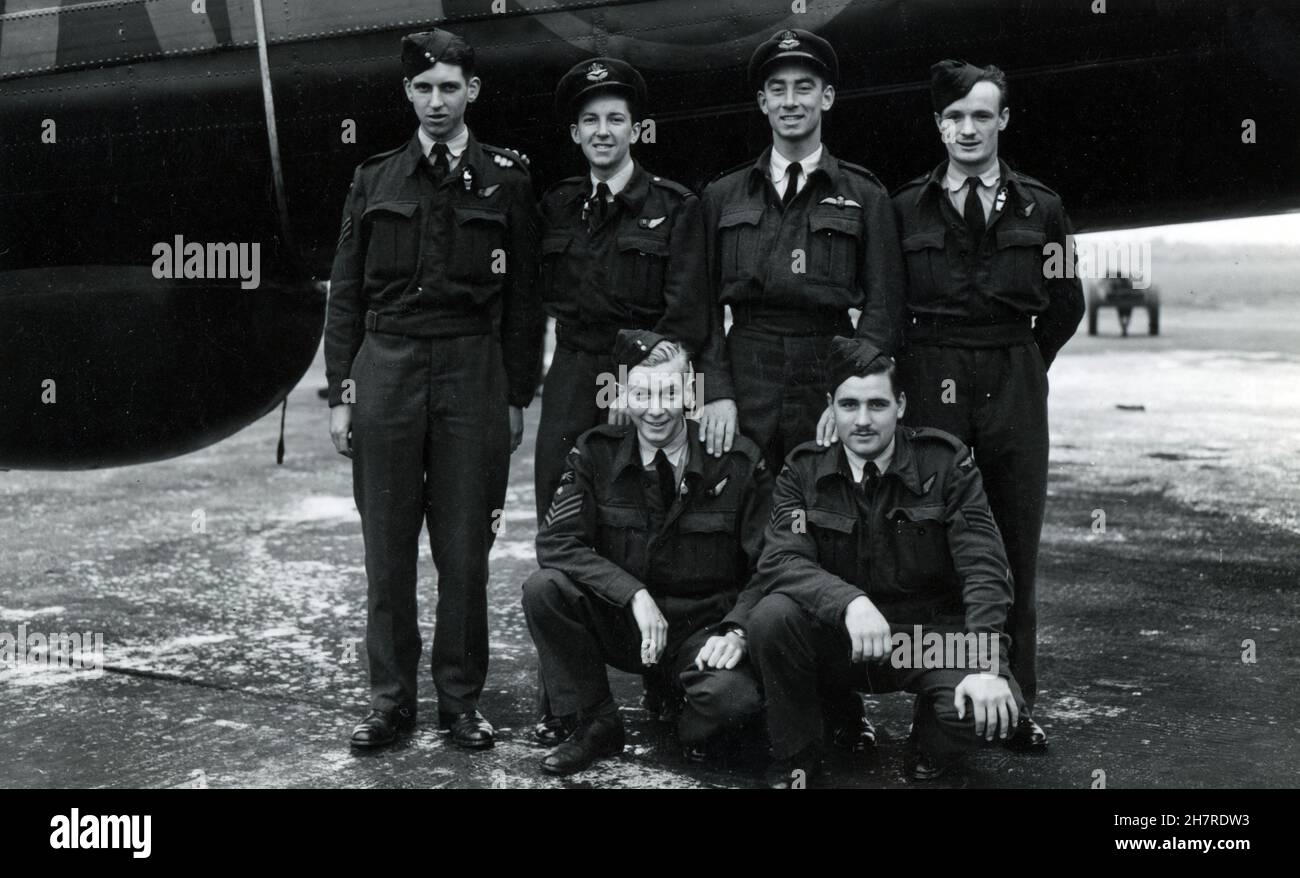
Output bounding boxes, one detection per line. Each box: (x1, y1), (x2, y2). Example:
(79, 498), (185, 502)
(749, 28), (838, 90)
(557, 57), (648, 120)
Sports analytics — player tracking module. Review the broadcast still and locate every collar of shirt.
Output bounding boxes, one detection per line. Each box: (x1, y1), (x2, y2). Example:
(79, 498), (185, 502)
(417, 125), (469, 170)
(591, 157), (636, 200)
(841, 437), (896, 484)
(770, 144), (823, 193)
(944, 160), (1000, 217)
(639, 421), (690, 482)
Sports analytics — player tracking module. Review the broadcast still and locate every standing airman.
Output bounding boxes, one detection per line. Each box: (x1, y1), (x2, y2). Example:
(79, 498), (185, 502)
(325, 29), (544, 750)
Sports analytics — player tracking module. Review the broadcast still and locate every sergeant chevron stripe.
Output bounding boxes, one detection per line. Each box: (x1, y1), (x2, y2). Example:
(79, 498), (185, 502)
(770, 501), (801, 526)
(543, 492), (583, 529)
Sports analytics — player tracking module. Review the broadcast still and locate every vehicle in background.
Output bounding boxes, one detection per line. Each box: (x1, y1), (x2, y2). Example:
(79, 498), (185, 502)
(1088, 275), (1160, 336)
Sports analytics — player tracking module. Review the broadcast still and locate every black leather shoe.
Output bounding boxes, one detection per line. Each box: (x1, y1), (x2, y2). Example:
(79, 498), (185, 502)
(828, 712), (877, 752)
(438, 709), (495, 750)
(534, 713), (576, 746)
(906, 749), (958, 781)
(1004, 714), (1048, 751)
(540, 713), (625, 776)
(642, 687), (683, 724)
(681, 742), (709, 764)
(350, 706), (415, 749)
(765, 745), (823, 789)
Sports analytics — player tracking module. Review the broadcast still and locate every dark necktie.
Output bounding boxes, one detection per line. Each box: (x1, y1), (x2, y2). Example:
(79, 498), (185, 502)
(859, 460), (880, 496)
(587, 182), (611, 231)
(429, 142), (450, 182)
(963, 175), (986, 238)
(782, 161), (802, 208)
(653, 449), (676, 512)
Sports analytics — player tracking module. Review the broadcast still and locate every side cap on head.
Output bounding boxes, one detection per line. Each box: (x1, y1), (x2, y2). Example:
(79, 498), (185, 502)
(401, 29), (464, 79)
(612, 329), (670, 371)
(825, 336), (889, 396)
(930, 59), (990, 113)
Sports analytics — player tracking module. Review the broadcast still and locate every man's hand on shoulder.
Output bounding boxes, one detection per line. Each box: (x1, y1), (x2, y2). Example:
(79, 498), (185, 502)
(815, 403), (837, 446)
(699, 398), (737, 457)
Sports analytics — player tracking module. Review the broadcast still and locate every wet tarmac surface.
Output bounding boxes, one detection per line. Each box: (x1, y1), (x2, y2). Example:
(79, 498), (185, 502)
(2, 304), (1298, 788)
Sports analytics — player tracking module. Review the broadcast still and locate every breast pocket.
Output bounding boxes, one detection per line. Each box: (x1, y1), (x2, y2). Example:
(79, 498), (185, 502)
(597, 504), (649, 574)
(362, 201), (419, 281)
(539, 232), (573, 306)
(614, 232), (672, 310)
(674, 510), (738, 588)
(806, 507), (858, 584)
(449, 206), (509, 289)
(994, 225), (1048, 306)
(902, 230), (947, 306)
(888, 504), (954, 592)
(717, 207), (764, 283)
(806, 208), (863, 287)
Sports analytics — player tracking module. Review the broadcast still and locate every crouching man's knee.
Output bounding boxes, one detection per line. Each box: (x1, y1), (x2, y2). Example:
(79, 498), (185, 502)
(521, 568), (576, 621)
(746, 593), (806, 659)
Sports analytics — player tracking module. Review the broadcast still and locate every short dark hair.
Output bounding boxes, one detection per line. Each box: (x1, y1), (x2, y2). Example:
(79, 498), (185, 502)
(932, 60), (1009, 114)
(833, 356), (901, 401)
(438, 36), (476, 79)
